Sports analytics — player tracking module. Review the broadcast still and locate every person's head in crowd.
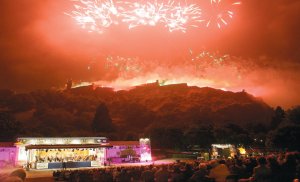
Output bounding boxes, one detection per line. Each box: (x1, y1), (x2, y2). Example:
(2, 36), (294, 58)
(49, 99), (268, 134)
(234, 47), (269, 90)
(210, 160), (218, 168)
(267, 155), (278, 165)
(162, 165), (168, 171)
(185, 164), (192, 171)
(199, 163), (207, 170)
(257, 156), (267, 166)
(121, 168), (127, 173)
(236, 159), (243, 166)
(149, 165), (153, 170)
(173, 166), (181, 173)
(152, 166), (157, 172)
(285, 152), (296, 164)
(218, 159), (226, 165)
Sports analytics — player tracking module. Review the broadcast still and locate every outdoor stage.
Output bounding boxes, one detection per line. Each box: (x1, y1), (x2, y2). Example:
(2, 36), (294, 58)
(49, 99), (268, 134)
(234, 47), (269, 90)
(0, 137), (152, 170)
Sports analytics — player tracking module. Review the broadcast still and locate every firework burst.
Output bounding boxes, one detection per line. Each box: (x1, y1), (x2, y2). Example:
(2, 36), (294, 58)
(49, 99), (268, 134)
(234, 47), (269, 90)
(66, 0), (240, 32)
(113, 0), (204, 32)
(204, 0), (241, 28)
(119, 0), (170, 29)
(163, 3), (203, 32)
(190, 50), (230, 73)
(65, 0), (120, 33)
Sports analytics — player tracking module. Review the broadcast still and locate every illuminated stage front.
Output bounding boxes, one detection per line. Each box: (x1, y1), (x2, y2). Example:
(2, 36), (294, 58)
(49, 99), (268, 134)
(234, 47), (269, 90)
(211, 144), (237, 159)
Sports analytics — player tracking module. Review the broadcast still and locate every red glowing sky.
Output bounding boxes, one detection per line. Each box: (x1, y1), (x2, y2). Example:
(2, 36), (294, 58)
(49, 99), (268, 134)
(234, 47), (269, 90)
(0, 0), (300, 108)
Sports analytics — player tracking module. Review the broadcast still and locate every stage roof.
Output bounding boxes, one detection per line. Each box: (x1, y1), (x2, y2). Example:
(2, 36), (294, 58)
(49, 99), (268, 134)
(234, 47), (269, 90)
(25, 144), (112, 150)
(109, 141), (140, 146)
(0, 142), (15, 147)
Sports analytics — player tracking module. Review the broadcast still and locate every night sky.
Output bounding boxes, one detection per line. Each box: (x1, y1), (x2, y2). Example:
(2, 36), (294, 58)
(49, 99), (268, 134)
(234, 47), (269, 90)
(0, 0), (299, 108)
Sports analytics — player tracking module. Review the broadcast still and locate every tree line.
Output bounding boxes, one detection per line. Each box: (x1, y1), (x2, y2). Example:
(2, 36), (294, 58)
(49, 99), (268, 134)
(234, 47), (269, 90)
(0, 89), (299, 151)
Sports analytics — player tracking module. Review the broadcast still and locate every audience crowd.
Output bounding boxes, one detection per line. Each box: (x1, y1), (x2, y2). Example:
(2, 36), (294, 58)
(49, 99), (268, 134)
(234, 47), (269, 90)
(53, 152), (300, 182)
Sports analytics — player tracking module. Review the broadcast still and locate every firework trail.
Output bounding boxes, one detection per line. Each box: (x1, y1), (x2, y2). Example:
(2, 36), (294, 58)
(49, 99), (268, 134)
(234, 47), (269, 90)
(65, 0), (240, 33)
(204, 0), (241, 28)
(105, 55), (143, 78)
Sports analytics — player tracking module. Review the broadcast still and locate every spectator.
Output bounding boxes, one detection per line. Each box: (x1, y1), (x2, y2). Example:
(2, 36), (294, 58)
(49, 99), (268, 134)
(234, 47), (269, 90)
(281, 153), (297, 182)
(118, 168), (131, 182)
(190, 163), (209, 182)
(182, 164), (194, 181)
(267, 155), (281, 182)
(209, 160), (230, 182)
(170, 165), (184, 182)
(251, 156), (272, 182)
(230, 159), (247, 179)
(155, 165), (169, 182)
(141, 166), (155, 182)
(245, 157), (257, 178)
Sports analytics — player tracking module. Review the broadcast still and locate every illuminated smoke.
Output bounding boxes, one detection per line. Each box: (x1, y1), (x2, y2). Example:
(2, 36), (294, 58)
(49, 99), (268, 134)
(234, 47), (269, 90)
(81, 51), (257, 93)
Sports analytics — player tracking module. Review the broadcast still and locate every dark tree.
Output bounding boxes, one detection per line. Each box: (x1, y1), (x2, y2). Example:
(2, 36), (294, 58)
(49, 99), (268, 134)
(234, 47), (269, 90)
(92, 103), (114, 132)
(0, 89), (14, 104)
(164, 127), (184, 150)
(146, 126), (165, 148)
(185, 125), (215, 148)
(214, 123), (252, 146)
(270, 106), (285, 129)
(247, 123), (268, 134)
(146, 126), (184, 149)
(266, 125), (300, 151)
(123, 102), (155, 129)
(7, 93), (35, 112)
(287, 106), (300, 125)
(0, 112), (22, 141)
